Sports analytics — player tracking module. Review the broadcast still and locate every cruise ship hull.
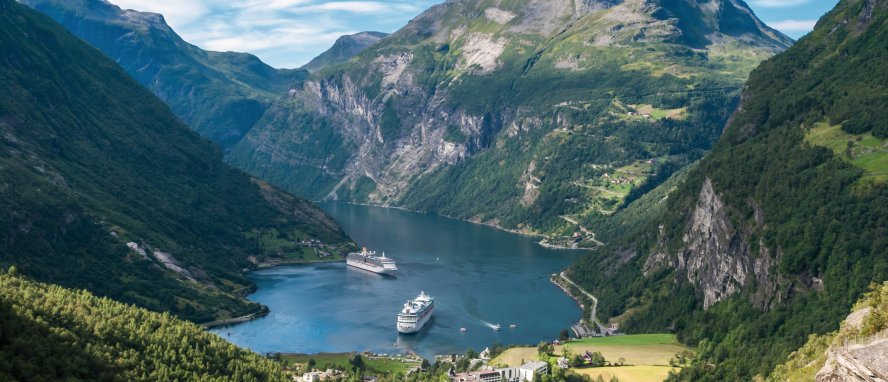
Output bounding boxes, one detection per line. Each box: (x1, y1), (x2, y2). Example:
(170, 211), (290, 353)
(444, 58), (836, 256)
(347, 259), (396, 275)
(397, 305), (434, 334)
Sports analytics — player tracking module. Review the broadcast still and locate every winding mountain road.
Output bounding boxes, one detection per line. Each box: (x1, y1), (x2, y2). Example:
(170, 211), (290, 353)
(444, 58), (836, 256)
(560, 271), (613, 335)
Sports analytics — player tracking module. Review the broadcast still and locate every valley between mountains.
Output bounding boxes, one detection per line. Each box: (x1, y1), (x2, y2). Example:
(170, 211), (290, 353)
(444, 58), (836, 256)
(2, 0), (887, 381)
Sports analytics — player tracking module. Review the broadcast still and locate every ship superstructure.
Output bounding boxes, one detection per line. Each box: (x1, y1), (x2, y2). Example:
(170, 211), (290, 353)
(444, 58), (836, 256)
(346, 247), (397, 275)
(397, 291), (434, 334)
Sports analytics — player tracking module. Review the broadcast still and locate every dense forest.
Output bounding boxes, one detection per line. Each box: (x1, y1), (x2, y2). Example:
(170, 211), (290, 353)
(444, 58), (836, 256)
(0, 269), (290, 382)
(568, 0), (888, 379)
(0, 0), (353, 323)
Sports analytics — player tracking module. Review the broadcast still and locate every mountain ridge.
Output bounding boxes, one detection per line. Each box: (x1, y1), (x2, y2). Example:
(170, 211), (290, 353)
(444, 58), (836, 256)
(0, 0), (354, 323)
(567, 0), (887, 379)
(228, 0), (792, 243)
(19, 0), (307, 148)
(302, 31), (389, 72)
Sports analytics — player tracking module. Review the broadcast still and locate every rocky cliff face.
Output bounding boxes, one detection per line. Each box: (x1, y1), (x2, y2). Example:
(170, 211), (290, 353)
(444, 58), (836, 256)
(302, 31), (388, 72)
(817, 337), (888, 382)
(568, 1), (886, 379)
(771, 281), (888, 382)
(644, 177), (793, 310)
(228, 0), (791, 236)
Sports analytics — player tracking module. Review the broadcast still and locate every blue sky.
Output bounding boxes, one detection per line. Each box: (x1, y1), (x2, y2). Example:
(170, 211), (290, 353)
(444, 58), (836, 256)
(110, 0), (840, 69)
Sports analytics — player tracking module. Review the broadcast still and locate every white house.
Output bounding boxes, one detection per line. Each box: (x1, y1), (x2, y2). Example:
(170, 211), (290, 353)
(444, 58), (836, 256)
(518, 361), (548, 382)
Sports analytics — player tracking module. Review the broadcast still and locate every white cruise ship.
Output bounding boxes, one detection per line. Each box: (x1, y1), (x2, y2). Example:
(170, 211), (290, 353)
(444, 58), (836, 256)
(397, 291), (434, 334)
(346, 247), (397, 275)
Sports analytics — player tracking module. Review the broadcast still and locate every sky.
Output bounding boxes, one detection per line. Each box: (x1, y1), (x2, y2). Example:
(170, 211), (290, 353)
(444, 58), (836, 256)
(110, 0), (841, 69)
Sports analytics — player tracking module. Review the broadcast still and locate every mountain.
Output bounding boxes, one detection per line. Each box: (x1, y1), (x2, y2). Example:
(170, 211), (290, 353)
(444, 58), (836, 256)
(0, 0), (353, 323)
(0, 270), (290, 381)
(227, 0), (792, 242)
(20, 0), (307, 148)
(302, 31), (388, 72)
(567, 0), (887, 379)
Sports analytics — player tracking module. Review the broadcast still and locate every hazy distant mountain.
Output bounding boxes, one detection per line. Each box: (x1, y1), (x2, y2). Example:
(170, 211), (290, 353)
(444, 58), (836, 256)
(20, 0), (307, 148)
(0, 0), (353, 323)
(569, 0), (888, 378)
(302, 31), (388, 72)
(228, 0), (792, 241)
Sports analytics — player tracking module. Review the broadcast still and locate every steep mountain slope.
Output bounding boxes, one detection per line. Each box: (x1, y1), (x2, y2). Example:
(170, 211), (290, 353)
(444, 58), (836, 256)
(0, 270), (290, 382)
(0, 0), (353, 323)
(302, 31), (388, 72)
(567, 0), (887, 379)
(769, 281), (888, 382)
(20, 0), (307, 148)
(228, 0), (791, 240)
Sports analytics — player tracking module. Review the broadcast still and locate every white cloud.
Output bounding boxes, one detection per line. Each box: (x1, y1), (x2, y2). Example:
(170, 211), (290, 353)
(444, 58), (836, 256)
(767, 19), (818, 32)
(111, 0), (211, 26)
(749, 0), (812, 8)
(288, 1), (391, 13)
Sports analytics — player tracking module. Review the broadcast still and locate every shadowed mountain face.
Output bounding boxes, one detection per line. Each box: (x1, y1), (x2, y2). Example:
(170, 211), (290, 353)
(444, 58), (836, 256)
(0, 0), (353, 323)
(568, 0), (888, 379)
(227, 0), (792, 240)
(19, 0), (308, 149)
(302, 31), (389, 72)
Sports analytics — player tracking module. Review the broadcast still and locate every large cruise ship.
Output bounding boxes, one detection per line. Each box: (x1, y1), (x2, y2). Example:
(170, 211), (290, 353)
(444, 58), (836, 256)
(397, 291), (434, 334)
(346, 247), (398, 275)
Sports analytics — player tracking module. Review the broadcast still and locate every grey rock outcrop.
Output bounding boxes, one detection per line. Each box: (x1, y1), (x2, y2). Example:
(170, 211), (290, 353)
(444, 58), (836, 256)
(816, 308), (888, 382)
(645, 178), (790, 309)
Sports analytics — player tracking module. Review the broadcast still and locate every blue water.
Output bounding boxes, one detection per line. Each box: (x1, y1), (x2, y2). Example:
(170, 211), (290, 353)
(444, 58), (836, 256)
(212, 203), (582, 358)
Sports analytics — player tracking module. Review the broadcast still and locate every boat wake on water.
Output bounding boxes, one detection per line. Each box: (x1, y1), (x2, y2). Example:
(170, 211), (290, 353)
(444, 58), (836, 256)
(480, 320), (502, 331)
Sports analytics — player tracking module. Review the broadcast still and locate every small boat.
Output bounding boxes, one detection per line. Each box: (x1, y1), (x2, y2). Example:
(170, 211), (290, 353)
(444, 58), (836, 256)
(459, 327), (467, 332)
(509, 324), (517, 329)
(492, 324), (502, 331)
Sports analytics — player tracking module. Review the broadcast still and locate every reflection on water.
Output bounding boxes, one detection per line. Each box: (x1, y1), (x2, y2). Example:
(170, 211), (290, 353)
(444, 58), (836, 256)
(212, 203), (582, 358)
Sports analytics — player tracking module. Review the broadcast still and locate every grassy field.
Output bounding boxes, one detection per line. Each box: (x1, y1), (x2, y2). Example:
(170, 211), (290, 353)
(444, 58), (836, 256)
(492, 334), (690, 367)
(608, 99), (687, 121)
(573, 365), (678, 382)
(491, 347), (543, 368)
(560, 334), (689, 366)
(279, 353), (421, 374)
(805, 122), (888, 183)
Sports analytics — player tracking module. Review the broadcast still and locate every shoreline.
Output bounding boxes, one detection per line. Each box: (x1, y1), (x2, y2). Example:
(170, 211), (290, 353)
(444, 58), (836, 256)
(254, 256), (344, 269)
(212, 257), (347, 330)
(538, 240), (598, 251)
(328, 201), (596, 250)
(202, 307), (270, 329)
(550, 274), (588, 314)
(210, 203), (592, 334)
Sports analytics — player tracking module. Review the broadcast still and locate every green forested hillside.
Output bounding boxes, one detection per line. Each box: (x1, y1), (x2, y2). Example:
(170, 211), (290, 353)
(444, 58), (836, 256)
(21, 0), (306, 148)
(0, 0), (353, 323)
(568, 0), (888, 379)
(228, 0), (791, 243)
(0, 269), (289, 382)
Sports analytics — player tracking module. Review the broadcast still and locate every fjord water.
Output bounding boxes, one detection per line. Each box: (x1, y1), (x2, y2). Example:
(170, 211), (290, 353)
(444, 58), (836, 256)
(213, 203), (581, 358)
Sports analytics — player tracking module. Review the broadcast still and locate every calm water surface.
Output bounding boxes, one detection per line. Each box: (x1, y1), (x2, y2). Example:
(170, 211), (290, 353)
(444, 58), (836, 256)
(213, 203), (582, 358)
